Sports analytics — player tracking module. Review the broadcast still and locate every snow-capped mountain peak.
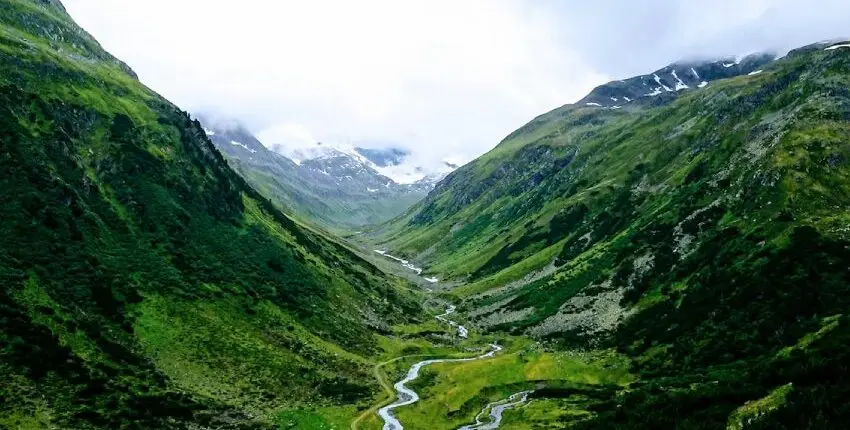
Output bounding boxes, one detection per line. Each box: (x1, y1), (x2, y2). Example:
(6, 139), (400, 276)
(265, 140), (458, 185)
(575, 52), (777, 108)
(272, 142), (350, 166)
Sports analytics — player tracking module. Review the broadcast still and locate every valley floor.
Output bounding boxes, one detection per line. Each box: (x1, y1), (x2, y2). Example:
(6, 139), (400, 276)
(290, 240), (632, 430)
(275, 242), (634, 430)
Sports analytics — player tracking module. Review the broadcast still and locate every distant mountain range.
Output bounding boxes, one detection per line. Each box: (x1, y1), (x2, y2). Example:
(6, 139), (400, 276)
(576, 53), (776, 108)
(354, 146), (409, 167)
(199, 120), (453, 229)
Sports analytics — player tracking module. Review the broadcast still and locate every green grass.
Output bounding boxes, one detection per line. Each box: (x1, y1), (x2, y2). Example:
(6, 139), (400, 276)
(366, 43), (850, 429)
(275, 406), (360, 430)
(381, 343), (631, 430)
(727, 383), (794, 430)
(0, 2), (426, 428)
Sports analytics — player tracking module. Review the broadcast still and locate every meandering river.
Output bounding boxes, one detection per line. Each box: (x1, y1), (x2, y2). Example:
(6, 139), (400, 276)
(374, 250), (439, 283)
(373, 251), (524, 430)
(457, 391), (533, 430)
(377, 341), (502, 430)
(377, 306), (504, 430)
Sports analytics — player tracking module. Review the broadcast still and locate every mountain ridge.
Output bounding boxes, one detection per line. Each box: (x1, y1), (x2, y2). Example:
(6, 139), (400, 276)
(367, 39), (850, 428)
(200, 118), (447, 230)
(0, 2), (424, 427)
(6, 0), (850, 427)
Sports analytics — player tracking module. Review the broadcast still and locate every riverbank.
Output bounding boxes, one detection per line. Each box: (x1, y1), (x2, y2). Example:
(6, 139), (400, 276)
(376, 303), (503, 429)
(343, 246), (633, 430)
(387, 344), (632, 430)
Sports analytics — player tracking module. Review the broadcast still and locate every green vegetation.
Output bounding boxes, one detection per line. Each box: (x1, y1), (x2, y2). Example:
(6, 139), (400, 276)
(0, 1), (425, 428)
(368, 43), (850, 427)
(391, 346), (631, 430)
(4, 1), (850, 428)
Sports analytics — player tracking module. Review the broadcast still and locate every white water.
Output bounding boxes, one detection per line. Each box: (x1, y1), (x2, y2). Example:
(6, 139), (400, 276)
(377, 306), (500, 430)
(374, 250), (425, 276)
(457, 391), (534, 430)
(434, 305), (468, 338)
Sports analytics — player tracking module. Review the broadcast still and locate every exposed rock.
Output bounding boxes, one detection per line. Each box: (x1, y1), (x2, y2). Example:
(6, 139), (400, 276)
(529, 279), (634, 341)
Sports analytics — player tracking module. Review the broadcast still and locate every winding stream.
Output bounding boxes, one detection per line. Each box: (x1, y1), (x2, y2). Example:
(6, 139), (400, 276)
(457, 391), (534, 430)
(374, 250), (439, 283)
(377, 307), (500, 430)
(435, 305), (468, 338)
(373, 250), (517, 429)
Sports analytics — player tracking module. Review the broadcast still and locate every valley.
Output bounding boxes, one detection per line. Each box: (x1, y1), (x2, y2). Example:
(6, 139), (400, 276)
(3, 1), (850, 429)
(355, 40), (850, 429)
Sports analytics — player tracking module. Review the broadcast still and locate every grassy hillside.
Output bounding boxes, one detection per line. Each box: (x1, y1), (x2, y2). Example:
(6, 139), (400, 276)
(370, 43), (850, 427)
(0, 1), (425, 428)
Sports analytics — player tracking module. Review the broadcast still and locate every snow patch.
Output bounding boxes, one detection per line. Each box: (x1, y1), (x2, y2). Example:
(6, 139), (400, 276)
(373, 156), (458, 185)
(645, 87), (663, 97)
(585, 102), (602, 107)
(623, 96), (632, 102)
(748, 69), (763, 76)
(230, 140), (256, 154)
(366, 187), (378, 193)
(653, 73), (673, 92)
(698, 81), (708, 88)
(272, 138), (460, 185)
(610, 97), (618, 102)
(825, 43), (850, 51)
(283, 144), (342, 165)
(690, 67), (701, 80)
(671, 70), (689, 91)
(722, 62), (735, 68)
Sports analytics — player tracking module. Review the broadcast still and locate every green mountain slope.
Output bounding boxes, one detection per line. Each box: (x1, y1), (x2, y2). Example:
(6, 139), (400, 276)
(372, 43), (850, 427)
(0, 1), (422, 428)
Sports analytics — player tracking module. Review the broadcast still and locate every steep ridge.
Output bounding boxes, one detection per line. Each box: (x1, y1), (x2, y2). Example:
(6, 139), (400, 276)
(0, 1), (422, 428)
(577, 53), (775, 108)
(372, 43), (850, 427)
(202, 121), (440, 230)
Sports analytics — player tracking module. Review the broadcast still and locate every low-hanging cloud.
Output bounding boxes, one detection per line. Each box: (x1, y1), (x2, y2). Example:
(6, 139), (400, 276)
(64, 0), (850, 167)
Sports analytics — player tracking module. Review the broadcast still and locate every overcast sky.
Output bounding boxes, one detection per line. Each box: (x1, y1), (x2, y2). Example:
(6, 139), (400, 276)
(64, 0), (850, 168)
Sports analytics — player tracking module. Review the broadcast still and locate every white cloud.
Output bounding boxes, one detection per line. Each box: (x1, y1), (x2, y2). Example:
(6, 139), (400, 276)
(545, 0), (850, 78)
(257, 123), (316, 151)
(63, 0), (850, 166)
(63, 0), (603, 166)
